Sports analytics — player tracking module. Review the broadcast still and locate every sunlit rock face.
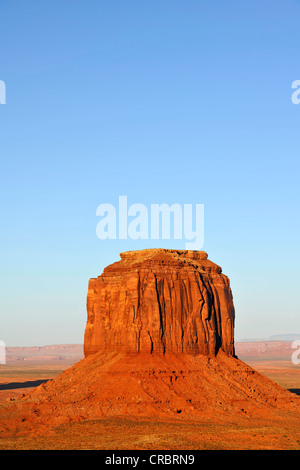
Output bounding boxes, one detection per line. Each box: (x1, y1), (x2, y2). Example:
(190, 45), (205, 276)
(84, 249), (235, 357)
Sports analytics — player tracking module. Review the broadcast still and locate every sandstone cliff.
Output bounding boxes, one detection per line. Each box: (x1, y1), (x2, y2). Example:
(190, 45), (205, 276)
(84, 249), (235, 357)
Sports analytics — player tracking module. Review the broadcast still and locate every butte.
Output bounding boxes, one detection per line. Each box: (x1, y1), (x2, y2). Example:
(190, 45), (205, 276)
(1, 249), (299, 435)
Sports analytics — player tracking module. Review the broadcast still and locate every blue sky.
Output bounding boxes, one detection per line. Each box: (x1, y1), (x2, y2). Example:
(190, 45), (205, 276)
(0, 0), (299, 346)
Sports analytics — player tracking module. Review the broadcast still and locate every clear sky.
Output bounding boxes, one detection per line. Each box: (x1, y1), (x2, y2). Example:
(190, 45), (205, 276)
(0, 0), (299, 346)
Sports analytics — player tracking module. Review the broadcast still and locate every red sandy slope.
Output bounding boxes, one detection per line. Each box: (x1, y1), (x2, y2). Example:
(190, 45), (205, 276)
(0, 349), (299, 437)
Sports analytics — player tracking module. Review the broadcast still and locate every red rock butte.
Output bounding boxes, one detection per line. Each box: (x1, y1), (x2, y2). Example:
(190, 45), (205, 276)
(84, 249), (235, 357)
(1, 248), (299, 440)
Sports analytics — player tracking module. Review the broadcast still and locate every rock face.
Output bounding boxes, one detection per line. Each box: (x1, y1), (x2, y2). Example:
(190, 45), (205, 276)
(84, 249), (235, 357)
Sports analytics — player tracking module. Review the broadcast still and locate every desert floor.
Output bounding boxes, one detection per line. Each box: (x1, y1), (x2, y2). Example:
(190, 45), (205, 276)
(0, 350), (299, 450)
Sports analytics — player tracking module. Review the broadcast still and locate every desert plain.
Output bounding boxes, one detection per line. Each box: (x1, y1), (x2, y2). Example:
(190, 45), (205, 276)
(0, 341), (299, 450)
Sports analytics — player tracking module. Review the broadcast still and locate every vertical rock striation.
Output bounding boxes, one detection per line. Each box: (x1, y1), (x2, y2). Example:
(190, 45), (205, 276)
(84, 249), (235, 357)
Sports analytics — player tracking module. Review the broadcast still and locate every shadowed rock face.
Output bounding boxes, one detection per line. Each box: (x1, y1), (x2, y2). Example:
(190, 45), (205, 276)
(84, 249), (235, 357)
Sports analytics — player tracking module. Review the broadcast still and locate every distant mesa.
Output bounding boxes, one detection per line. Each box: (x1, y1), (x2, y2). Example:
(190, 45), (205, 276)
(268, 334), (300, 341)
